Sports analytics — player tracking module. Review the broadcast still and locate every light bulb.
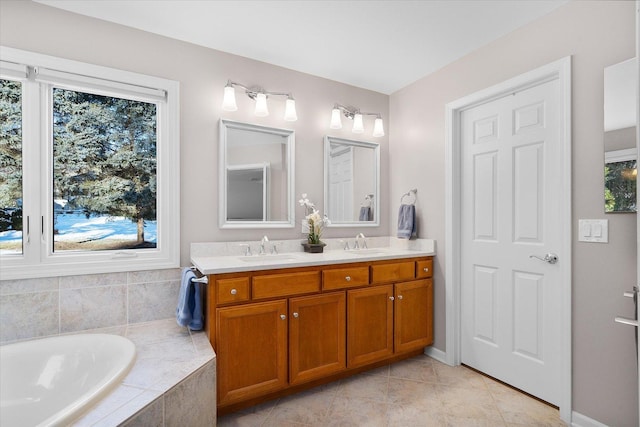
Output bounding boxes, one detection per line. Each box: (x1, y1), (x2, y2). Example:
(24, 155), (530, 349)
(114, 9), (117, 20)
(254, 93), (269, 117)
(372, 117), (385, 137)
(284, 98), (297, 121)
(330, 108), (342, 129)
(352, 113), (364, 134)
(221, 85), (237, 111)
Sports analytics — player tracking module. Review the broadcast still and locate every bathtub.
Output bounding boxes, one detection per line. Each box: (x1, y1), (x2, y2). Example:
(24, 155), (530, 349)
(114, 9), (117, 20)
(1, 334), (136, 427)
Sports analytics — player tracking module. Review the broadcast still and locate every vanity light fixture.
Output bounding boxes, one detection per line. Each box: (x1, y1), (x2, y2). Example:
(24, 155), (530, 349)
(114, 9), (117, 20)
(222, 80), (297, 122)
(330, 104), (384, 137)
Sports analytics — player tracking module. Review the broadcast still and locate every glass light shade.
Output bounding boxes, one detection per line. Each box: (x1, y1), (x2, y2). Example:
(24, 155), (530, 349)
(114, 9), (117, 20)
(372, 117), (385, 137)
(284, 98), (297, 121)
(254, 93), (269, 117)
(221, 86), (238, 111)
(330, 108), (342, 129)
(352, 113), (364, 134)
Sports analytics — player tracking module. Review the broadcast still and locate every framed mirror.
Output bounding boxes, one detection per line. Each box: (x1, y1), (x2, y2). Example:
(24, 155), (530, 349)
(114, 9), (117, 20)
(219, 120), (295, 228)
(324, 136), (380, 227)
(604, 58), (637, 213)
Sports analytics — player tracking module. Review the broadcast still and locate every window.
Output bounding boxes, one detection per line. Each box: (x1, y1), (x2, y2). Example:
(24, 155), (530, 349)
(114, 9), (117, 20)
(0, 47), (179, 279)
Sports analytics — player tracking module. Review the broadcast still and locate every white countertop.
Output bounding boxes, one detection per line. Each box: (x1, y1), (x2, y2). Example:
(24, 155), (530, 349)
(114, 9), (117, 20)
(191, 246), (435, 275)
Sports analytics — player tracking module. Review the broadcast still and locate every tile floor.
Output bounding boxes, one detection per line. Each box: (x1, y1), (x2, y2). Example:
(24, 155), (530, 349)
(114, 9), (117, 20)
(217, 355), (566, 427)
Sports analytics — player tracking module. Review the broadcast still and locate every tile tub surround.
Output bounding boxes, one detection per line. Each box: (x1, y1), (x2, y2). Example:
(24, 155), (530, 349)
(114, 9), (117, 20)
(0, 268), (182, 344)
(66, 319), (216, 426)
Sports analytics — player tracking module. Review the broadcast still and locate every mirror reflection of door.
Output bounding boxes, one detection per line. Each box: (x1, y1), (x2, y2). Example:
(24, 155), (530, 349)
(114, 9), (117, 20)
(604, 57), (638, 213)
(220, 120), (294, 228)
(328, 145), (354, 222)
(324, 136), (379, 226)
(226, 164), (268, 221)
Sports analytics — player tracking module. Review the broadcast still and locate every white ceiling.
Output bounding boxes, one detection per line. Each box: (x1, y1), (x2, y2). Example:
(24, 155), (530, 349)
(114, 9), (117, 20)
(35, 0), (568, 94)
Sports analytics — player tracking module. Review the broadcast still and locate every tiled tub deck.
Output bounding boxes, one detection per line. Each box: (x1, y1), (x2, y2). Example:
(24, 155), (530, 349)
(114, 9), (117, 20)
(70, 319), (216, 426)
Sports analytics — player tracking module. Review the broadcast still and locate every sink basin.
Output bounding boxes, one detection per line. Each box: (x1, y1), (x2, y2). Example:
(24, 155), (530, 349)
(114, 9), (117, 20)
(237, 254), (300, 263)
(348, 249), (390, 256)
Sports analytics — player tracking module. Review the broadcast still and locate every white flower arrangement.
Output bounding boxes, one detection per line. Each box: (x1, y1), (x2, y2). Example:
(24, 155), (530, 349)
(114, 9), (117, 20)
(298, 193), (329, 244)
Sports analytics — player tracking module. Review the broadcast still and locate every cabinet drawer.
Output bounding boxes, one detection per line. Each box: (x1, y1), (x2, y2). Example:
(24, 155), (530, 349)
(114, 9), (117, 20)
(252, 271), (321, 300)
(371, 261), (415, 284)
(216, 277), (250, 304)
(416, 259), (433, 279)
(323, 266), (369, 290)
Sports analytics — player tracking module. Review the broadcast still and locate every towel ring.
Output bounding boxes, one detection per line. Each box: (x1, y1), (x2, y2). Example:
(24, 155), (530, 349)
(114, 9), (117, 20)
(400, 189), (417, 205)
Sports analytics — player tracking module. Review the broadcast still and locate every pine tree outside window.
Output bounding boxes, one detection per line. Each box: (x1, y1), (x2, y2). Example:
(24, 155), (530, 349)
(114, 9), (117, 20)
(0, 47), (179, 280)
(0, 78), (23, 255)
(51, 88), (158, 252)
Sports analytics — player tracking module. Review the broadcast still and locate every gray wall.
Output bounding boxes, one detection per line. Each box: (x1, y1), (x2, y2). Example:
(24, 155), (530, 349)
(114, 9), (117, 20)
(389, 1), (637, 426)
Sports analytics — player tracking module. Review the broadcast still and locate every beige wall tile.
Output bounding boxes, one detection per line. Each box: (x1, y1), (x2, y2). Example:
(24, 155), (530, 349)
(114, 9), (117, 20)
(60, 272), (127, 290)
(164, 361), (216, 426)
(0, 277), (59, 295)
(0, 291), (59, 343)
(128, 280), (180, 324)
(60, 285), (126, 332)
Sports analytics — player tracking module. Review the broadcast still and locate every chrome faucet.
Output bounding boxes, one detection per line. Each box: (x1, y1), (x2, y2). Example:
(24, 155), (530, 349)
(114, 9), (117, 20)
(354, 233), (367, 250)
(259, 235), (269, 255)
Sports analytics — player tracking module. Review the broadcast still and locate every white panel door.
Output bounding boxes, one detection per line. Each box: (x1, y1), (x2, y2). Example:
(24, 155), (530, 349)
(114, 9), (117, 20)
(329, 148), (353, 222)
(461, 78), (563, 405)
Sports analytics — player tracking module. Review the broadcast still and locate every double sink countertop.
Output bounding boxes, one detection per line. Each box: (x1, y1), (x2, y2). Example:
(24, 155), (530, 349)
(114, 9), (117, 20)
(191, 237), (435, 275)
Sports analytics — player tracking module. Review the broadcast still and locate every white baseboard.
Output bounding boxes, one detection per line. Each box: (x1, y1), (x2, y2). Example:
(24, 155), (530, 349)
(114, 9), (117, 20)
(424, 346), (448, 364)
(571, 411), (608, 427)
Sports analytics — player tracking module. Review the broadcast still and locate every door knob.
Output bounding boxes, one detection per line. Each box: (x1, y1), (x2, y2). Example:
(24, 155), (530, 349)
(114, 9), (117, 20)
(529, 253), (558, 264)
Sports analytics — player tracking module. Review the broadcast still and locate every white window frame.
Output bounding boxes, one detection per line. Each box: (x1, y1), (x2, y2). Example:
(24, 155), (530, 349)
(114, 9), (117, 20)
(0, 47), (180, 280)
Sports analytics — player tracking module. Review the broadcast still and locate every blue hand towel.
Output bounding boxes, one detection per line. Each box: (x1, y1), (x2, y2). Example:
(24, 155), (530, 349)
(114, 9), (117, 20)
(397, 204), (416, 239)
(359, 206), (372, 221)
(176, 268), (204, 331)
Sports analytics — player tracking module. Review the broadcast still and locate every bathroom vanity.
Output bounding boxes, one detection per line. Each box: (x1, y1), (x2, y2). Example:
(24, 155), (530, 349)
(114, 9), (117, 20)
(192, 247), (434, 415)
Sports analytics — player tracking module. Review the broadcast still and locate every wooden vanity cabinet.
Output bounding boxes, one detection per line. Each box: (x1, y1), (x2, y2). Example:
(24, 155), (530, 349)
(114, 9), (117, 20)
(289, 292), (346, 385)
(394, 279), (433, 353)
(208, 256), (434, 413)
(216, 300), (288, 405)
(347, 285), (394, 367)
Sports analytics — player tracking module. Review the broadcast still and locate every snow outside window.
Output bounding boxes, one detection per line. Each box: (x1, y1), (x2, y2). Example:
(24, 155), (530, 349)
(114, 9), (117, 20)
(0, 47), (180, 280)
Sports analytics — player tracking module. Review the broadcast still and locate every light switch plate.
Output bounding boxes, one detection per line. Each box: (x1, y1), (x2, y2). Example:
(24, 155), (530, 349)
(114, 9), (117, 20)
(578, 219), (608, 243)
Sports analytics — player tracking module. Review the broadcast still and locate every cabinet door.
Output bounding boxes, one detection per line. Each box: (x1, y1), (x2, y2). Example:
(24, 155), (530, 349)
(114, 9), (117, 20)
(216, 300), (288, 406)
(395, 279), (433, 353)
(347, 285), (394, 367)
(289, 292), (346, 385)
